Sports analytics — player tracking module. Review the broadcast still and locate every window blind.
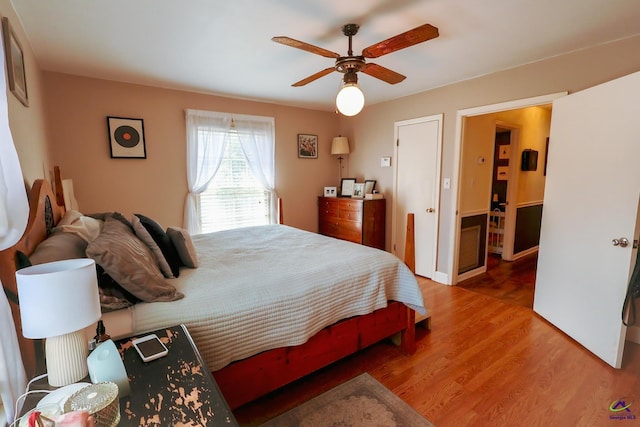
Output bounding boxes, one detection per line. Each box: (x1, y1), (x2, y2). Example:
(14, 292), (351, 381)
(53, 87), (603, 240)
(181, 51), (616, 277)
(199, 131), (270, 233)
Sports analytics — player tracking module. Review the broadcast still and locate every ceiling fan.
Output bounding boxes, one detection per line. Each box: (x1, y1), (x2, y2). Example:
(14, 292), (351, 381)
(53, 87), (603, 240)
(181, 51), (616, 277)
(272, 23), (439, 115)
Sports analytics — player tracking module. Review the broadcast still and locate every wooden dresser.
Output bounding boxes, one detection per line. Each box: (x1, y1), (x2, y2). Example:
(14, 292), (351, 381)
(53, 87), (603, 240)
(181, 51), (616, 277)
(318, 196), (385, 250)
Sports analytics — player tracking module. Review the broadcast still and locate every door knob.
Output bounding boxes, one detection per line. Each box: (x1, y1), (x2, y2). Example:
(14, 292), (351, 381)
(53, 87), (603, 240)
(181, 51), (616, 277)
(612, 237), (630, 247)
(426, 208), (435, 213)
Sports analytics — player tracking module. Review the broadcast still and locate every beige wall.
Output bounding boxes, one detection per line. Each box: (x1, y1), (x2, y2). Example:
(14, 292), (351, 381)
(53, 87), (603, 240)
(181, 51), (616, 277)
(460, 106), (551, 214)
(342, 35), (640, 279)
(43, 73), (339, 232)
(7, 0), (640, 279)
(1, 1), (51, 187)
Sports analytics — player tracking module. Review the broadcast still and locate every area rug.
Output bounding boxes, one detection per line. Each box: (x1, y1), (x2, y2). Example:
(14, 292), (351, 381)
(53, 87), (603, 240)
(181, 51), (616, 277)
(260, 373), (435, 427)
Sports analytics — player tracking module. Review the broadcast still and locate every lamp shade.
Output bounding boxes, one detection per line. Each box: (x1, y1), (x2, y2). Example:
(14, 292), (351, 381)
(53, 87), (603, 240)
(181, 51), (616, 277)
(331, 137), (350, 155)
(336, 83), (365, 116)
(17, 258), (101, 339)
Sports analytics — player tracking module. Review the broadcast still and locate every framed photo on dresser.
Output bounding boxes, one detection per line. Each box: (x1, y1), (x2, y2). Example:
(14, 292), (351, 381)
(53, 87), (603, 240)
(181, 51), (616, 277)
(352, 183), (365, 198)
(339, 178), (356, 197)
(364, 180), (376, 195)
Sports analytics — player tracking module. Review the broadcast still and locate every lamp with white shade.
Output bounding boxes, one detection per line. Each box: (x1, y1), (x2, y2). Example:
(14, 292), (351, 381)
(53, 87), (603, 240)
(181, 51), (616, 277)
(16, 258), (101, 387)
(331, 136), (350, 180)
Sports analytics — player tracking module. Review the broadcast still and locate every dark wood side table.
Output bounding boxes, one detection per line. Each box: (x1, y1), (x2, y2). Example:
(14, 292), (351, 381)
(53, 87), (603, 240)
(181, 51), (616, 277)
(115, 324), (238, 426)
(19, 325), (237, 426)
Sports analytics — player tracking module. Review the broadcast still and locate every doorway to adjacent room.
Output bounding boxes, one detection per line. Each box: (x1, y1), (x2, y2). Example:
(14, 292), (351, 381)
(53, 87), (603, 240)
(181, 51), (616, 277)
(452, 96), (558, 307)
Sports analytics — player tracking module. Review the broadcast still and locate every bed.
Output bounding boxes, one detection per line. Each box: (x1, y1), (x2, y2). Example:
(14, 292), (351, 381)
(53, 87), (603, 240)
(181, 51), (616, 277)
(0, 175), (426, 409)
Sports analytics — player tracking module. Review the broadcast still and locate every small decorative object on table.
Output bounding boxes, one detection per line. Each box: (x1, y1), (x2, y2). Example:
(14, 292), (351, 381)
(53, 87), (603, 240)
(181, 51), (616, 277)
(64, 382), (120, 427)
(365, 193), (384, 200)
(324, 186), (337, 197)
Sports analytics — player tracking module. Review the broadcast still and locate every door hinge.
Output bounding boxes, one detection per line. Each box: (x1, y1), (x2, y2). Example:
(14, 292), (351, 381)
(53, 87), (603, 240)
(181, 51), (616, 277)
(397, 138), (399, 146)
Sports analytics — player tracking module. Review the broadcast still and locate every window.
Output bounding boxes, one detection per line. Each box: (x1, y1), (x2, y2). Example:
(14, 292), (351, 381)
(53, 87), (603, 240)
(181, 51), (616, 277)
(184, 110), (276, 234)
(199, 130), (270, 233)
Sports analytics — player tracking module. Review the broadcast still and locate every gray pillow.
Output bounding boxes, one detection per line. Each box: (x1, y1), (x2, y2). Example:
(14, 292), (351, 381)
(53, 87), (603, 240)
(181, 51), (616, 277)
(167, 227), (199, 268)
(29, 229), (88, 265)
(86, 217), (184, 303)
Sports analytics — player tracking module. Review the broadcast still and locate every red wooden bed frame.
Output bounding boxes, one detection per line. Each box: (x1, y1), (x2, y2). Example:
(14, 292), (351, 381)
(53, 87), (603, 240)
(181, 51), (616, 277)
(0, 171), (418, 409)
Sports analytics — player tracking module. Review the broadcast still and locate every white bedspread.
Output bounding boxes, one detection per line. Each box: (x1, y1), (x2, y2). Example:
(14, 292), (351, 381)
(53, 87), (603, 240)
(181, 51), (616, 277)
(131, 225), (425, 371)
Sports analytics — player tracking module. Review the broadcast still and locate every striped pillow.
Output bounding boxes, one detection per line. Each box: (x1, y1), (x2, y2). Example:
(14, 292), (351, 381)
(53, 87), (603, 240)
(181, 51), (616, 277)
(87, 217), (183, 303)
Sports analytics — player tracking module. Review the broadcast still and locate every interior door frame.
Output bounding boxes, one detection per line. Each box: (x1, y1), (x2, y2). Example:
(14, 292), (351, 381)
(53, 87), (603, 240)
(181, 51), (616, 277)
(494, 121), (521, 262)
(392, 114), (443, 277)
(448, 92), (567, 285)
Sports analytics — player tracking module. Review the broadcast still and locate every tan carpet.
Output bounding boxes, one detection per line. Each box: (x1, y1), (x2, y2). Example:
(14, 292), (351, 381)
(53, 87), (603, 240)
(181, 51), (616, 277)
(260, 373), (435, 427)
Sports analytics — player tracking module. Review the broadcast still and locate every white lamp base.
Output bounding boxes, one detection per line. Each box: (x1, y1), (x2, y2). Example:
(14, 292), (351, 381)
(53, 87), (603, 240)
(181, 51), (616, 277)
(46, 330), (89, 386)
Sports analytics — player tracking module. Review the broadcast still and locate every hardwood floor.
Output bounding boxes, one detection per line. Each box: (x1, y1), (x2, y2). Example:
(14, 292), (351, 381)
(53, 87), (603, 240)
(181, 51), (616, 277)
(458, 252), (537, 308)
(233, 277), (640, 427)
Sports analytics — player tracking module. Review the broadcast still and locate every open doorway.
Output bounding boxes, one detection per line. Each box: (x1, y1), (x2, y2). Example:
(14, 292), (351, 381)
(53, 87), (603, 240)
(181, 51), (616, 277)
(454, 104), (553, 307)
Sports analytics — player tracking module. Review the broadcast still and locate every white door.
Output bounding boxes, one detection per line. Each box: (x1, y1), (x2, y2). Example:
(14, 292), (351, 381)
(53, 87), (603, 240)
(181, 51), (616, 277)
(393, 114), (442, 278)
(534, 71), (640, 368)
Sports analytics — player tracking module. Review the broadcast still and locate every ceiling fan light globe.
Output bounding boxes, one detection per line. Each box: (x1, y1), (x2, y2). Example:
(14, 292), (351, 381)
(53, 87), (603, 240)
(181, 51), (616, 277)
(336, 84), (365, 116)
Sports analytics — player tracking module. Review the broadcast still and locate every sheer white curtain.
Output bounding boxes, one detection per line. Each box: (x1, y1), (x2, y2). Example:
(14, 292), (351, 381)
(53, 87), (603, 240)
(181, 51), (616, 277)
(234, 115), (277, 223)
(184, 110), (232, 234)
(0, 35), (29, 425)
(184, 110), (277, 232)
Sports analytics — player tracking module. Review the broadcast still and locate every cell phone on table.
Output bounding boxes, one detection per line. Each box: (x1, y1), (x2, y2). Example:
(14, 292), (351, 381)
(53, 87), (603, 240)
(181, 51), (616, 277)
(132, 334), (168, 362)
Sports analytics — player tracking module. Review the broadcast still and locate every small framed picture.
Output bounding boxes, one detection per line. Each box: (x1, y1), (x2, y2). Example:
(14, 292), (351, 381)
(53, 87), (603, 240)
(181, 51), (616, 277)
(364, 180), (377, 195)
(324, 186), (337, 197)
(2, 17), (28, 107)
(352, 183), (365, 198)
(498, 145), (510, 160)
(340, 178), (356, 197)
(107, 116), (147, 158)
(298, 134), (318, 159)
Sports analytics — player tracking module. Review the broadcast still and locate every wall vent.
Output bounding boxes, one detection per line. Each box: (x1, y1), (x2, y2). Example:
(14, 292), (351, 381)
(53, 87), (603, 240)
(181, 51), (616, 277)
(459, 225), (481, 272)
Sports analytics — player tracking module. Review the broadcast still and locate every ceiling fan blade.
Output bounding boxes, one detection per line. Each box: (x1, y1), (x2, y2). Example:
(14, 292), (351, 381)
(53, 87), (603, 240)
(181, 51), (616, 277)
(272, 36), (340, 59)
(362, 63), (406, 84)
(292, 67), (336, 87)
(362, 24), (439, 58)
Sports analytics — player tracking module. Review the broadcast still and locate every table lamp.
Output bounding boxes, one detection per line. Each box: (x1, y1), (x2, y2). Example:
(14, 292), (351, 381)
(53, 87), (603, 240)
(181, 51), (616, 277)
(16, 258), (101, 386)
(331, 136), (350, 180)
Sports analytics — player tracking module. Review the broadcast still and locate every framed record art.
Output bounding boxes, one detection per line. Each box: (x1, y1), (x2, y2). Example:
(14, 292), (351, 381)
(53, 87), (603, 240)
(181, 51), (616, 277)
(107, 116), (146, 158)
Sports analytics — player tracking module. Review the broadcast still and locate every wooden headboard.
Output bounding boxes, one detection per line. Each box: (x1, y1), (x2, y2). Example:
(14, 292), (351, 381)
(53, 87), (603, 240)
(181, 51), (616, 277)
(0, 178), (66, 377)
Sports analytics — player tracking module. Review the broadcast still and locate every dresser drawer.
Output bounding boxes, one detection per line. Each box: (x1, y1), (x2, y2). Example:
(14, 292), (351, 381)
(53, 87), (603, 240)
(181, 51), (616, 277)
(338, 200), (362, 213)
(318, 198), (339, 218)
(320, 219), (362, 244)
(319, 219), (339, 236)
(339, 209), (361, 221)
(318, 196), (384, 249)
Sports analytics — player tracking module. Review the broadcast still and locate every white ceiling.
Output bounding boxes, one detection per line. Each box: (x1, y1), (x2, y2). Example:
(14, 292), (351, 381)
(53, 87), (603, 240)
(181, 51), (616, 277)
(10, 0), (640, 112)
